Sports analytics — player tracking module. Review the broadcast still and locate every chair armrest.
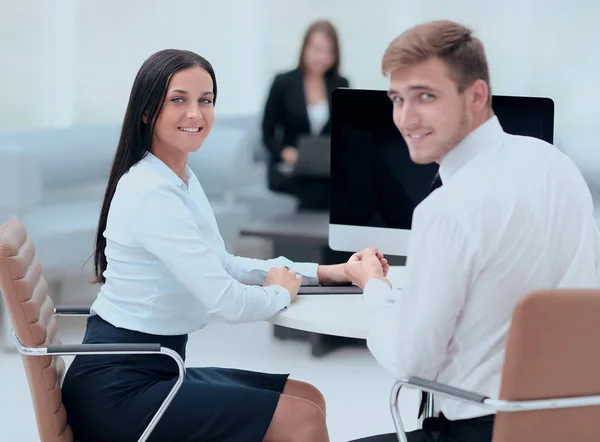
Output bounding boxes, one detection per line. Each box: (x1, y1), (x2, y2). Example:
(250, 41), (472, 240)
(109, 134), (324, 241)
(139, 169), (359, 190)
(403, 376), (488, 404)
(397, 377), (600, 413)
(391, 378), (600, 442)
(390, 378), (491, 442)
(47, 343), (160, 354)
(54, 306), (92, 316)
(12, 336), (164, 357)
(10, 331), (185, 442)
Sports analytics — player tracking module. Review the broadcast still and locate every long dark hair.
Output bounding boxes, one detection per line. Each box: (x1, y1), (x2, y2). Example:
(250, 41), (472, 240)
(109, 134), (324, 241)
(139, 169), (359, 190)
(93, 49), (217, 283)
(297, 20), (341, 76)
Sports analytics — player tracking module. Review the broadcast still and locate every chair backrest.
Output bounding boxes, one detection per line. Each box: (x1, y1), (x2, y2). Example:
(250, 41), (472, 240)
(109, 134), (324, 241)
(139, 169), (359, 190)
(0, 219), (73, 442)
(493, 289), (600, 442)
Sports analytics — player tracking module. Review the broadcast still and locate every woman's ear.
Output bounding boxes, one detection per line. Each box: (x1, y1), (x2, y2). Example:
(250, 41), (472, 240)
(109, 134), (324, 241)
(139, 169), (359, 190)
(142, 112), (148, 124)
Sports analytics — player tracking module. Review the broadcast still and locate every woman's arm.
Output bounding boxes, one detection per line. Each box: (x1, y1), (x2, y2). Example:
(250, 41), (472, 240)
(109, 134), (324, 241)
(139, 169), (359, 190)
(222, 254), (350, 286)
(262, 74), (286, 161)
(317, 264), (350, 284)
(221, 253), (319, 286)
(133, 185), (292, 324)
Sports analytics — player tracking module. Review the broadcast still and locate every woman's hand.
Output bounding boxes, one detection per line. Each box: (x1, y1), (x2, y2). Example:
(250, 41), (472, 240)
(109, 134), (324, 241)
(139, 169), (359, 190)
(281, 146), (298, 164)
(263, 267), (303, 302)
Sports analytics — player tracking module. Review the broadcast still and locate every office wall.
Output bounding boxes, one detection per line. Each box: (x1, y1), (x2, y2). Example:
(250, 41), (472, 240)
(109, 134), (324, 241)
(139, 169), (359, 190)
(264, 0), (406, 91)
(1, 0), (599, 187)
(0, 1), (46, 128)
(0, 0), (403, 128)
(74, 0), (271, 123)
(0, 0), (266, 126)
(0, 0), (401, 128)
(531, 0), (600, 189)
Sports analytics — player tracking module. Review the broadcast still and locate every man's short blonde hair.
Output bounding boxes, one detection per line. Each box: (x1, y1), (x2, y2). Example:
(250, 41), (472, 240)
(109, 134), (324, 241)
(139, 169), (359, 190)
(382, 20), (492, 106)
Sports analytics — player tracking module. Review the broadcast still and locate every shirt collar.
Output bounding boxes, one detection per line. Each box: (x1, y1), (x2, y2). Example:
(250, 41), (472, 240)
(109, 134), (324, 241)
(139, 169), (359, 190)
(438, 116), (504, 183)
(141, 152), (192, 189)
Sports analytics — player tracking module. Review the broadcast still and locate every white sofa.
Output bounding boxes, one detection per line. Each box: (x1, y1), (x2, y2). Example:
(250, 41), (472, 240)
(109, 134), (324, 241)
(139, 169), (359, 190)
(0, 117), (296, 348)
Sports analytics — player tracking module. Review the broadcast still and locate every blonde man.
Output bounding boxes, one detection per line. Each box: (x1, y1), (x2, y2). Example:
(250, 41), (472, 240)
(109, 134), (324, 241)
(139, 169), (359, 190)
(347, 20), (600, 442)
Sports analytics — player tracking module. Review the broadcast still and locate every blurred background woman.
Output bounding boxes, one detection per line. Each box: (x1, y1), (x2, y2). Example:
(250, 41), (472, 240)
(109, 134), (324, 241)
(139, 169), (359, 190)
(262, 20), (349, 211)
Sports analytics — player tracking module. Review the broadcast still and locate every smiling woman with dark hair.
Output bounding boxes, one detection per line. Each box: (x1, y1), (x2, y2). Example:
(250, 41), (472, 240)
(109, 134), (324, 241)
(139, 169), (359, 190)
(59, 48), (362, 442)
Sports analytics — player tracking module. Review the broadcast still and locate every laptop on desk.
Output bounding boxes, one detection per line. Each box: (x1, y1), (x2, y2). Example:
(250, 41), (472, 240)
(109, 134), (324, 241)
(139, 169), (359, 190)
(298, 283), (363, 295)
(298, 283), (403, 295)
(292, 135), (331, 178)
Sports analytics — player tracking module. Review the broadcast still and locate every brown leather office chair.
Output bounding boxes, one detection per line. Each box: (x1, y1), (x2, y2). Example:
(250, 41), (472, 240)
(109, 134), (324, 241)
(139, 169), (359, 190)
(0, 219), (186, 442)
(390, 288), (600, 442)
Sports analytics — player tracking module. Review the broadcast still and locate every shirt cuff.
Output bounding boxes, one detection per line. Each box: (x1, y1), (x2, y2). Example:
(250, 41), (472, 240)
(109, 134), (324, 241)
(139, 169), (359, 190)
(264, 285), (291, 312)
(362, 278), (394, 310)
(288, 262), (319, 286)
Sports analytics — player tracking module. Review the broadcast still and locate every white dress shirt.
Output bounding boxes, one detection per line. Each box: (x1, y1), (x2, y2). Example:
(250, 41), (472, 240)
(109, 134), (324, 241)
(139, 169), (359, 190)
(363, 116), (600, 420)
(91, 153), (318, 335)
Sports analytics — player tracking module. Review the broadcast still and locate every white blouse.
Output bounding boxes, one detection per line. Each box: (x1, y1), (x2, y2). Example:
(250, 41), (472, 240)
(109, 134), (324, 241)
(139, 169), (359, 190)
(307, 100), (329, 136)
(91, 152), (319, 335)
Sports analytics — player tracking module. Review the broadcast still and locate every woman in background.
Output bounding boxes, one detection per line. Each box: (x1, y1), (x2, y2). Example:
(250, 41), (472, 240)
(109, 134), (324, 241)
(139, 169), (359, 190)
(262, 20), (349, 210)
(60, 48), (370, 442)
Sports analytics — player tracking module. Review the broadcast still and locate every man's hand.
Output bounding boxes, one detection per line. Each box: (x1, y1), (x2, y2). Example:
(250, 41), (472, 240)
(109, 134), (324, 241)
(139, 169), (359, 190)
(345, 247), (391, 289)
(348, 247), (390, 276)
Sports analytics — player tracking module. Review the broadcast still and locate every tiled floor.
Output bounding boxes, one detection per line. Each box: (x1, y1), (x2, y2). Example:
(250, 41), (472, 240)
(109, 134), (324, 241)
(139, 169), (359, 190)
(0, 237), (422, 442)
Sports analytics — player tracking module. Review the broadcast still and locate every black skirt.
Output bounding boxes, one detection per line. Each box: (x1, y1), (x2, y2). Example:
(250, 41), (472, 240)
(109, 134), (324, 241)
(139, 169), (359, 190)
(62, 315), (288, 442)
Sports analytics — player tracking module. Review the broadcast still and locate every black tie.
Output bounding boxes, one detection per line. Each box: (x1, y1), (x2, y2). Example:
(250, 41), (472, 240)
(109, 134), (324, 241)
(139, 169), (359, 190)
(430, 172), (443, 191)
(418, 391), (429, 418)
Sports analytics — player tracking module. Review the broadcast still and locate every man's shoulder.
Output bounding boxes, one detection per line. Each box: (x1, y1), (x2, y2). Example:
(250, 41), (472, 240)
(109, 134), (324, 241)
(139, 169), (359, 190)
(503, 132), (560, 160)
(413, 173), (501, 234)
(503, 133), (585, 183)
(413, 188), (471, 228)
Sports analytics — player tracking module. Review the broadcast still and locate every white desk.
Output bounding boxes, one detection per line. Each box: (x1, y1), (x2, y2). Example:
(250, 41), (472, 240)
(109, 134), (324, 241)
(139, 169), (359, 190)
(268, 266), (407, 339)
(268, 265), (434, 423)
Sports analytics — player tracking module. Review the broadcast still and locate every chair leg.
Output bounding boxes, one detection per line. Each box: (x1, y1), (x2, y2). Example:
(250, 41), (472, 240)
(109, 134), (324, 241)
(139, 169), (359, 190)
(390, 382), (409, 442)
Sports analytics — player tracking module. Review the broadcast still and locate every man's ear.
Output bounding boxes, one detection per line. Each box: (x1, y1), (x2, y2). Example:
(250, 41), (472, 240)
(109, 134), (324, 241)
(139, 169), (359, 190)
(470, 79), (489, 112)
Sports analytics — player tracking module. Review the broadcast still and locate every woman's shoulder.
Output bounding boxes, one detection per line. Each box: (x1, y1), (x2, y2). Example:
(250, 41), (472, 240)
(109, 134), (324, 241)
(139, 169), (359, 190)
(327, 72), (350, 87)
(271, 68), (301, 86)
(113, 161), (184, 208)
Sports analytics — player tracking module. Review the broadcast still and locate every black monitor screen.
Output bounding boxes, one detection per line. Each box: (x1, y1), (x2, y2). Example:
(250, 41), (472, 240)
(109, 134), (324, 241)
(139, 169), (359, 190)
(330, 89), (554, 230)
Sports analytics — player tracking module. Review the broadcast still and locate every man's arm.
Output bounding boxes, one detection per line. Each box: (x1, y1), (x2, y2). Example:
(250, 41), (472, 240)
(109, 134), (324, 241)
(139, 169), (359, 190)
(363, 212), (477, 380)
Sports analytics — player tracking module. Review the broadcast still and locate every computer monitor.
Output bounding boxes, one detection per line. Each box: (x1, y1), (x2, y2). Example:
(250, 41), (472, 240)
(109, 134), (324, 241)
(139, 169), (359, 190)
(329, 89), (555, 256)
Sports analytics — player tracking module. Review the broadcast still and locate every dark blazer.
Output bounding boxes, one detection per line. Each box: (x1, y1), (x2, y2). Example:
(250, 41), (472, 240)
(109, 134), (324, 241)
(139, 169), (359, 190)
(261, 68), (349, 202)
